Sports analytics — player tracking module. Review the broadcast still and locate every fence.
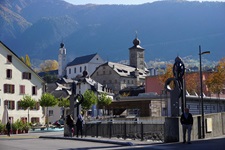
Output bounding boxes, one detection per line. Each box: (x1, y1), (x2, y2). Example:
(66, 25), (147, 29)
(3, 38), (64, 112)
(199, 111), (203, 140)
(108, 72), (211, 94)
(82, 121), (165, 142)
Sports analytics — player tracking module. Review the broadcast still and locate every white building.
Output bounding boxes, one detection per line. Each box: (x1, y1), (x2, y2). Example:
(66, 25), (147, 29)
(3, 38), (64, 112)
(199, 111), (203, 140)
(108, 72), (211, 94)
(66, 53), (104, 79)
(0, 41), (45, 124)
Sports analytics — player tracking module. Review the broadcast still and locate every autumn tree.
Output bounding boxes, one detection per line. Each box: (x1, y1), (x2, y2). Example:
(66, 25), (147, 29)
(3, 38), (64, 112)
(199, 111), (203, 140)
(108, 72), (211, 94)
(21, 54), (31, 67)
(19, 95), (36, 123)
(206, 57), (225, 97)
(39, 60), (58, 72)
(158, 64), (173, 85)
(185, 73), (199, 95)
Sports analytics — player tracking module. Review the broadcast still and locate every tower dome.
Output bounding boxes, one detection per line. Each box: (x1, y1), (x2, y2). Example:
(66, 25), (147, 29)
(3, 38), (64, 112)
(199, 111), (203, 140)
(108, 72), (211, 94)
(133, 38), (140, 46)
(60, 42), (64, 48)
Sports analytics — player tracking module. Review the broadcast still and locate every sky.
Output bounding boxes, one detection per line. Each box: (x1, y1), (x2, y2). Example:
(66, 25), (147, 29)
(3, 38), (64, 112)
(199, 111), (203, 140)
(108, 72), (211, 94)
(64, 0), (225, 5)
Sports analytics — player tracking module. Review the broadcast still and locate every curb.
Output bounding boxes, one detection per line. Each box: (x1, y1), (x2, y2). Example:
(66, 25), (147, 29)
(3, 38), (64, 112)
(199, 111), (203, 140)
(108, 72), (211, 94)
(39, 136), (134, 146)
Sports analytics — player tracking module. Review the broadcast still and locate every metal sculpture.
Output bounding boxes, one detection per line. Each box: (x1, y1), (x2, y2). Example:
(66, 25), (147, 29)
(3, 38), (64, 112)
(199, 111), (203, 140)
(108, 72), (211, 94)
(165, 56), (186, 116)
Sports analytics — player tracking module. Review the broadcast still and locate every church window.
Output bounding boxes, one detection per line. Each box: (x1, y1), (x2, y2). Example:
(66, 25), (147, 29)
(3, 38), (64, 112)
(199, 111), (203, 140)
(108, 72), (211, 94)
(80, 67), (82, 72)
(69, 68), (71, 74)
(74, 68), (76, 73)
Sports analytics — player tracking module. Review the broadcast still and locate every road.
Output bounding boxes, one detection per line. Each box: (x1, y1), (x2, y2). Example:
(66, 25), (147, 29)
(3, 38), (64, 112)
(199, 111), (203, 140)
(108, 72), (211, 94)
(1, 131), (225, 150)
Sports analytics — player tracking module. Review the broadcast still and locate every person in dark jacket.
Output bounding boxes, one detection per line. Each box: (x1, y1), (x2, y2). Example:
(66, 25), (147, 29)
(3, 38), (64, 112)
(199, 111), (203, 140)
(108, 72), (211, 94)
(66, 114), (74, 137)
(180, 108), (193, 144)
(76, 114), (84, 138)
(6, 120), (11, 136)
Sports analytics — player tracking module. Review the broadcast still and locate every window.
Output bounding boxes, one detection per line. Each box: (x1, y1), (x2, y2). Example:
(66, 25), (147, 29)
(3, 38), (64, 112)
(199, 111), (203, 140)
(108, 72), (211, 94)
(7, 55), (12, 63)
(69, 68), (71, 74)
(49, 110), (53, 116)
(84, 66), (87, 71)
(6, 69), (12, 78)
(17, 101), (23, 110)
(32, 86), (37, 95)
(22, 72), (31, 80)
(21, 117), (27, 123)
(20, 85), (25, 95)
(31, 117), (39, 124)
(4, 84), (15, 93)
(80, 66), (82, 72)
(74, 68), (76, 73)
(4, 100), (15, 110)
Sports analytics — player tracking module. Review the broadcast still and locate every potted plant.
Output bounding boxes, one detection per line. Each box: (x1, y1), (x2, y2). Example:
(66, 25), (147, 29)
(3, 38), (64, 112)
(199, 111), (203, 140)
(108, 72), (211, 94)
(12, 122), (18, 134)
(22, 122), (30, 133)
(0, 122), (4, 135)
(15, 120), (23, 134)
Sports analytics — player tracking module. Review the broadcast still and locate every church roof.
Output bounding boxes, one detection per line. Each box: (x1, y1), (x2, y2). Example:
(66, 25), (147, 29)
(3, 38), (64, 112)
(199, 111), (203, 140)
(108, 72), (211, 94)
(67, 53), (98, 66)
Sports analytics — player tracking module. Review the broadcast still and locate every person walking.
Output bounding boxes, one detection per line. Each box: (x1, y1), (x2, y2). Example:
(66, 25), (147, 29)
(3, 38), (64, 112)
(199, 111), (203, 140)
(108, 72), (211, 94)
(66, 114), (74, 137)
(76, 114), (84, 138)
(180, 108), (193, 144)
(6, 120), (11, 136)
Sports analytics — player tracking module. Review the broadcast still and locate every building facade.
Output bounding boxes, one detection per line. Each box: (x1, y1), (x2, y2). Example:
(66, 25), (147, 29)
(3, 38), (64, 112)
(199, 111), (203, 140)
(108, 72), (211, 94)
(0, 41), (45, 124)
(66, 53), (104, 79)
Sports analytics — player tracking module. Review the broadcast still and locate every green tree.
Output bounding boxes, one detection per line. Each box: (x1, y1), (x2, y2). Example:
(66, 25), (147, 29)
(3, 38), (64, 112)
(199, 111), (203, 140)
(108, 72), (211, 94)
(43, 73), (58, 83)
(98, 93), (112, 106)
(19, 95), (36, 123)
(39, 93), (58, 128)
(82, 90), (97, 112)
(98, 93), (112, 116)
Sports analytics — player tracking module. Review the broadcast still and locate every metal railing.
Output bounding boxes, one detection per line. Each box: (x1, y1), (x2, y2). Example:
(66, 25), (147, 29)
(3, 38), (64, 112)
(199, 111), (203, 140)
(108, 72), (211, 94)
(82, 122), (164, 142)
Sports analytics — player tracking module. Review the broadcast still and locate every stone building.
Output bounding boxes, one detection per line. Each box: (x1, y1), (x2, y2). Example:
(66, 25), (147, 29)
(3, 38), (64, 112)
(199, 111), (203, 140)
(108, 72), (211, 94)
(91, 36), (149, 95)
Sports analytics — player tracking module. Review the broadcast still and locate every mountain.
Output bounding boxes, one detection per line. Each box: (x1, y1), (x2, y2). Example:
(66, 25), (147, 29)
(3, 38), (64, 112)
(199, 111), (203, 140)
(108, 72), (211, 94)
(1, 0), (225, 65)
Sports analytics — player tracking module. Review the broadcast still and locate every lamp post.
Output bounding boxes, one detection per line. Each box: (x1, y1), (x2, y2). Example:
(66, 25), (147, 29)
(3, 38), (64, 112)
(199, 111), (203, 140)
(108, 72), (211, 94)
(199, 45), (210, 139)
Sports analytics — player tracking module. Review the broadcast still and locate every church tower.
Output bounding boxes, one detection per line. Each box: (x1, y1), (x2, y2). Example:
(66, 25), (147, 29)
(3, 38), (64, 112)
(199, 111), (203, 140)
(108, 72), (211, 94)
(58, 42), (67, 77)
(129, 35), (145, 70)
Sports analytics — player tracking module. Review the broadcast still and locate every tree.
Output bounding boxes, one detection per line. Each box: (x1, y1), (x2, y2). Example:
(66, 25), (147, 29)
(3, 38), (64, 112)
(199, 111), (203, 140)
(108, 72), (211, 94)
(19, 95), (36, 123)
(98, 93), (112, 107)
(98, 93), (112, 116)
(58, 97), (70, 120)
(206, 57), (225, 97)
(185, 73), (199, 95)
(39, 60), (58, 72)
(39, 93), (58, 128)
(158, 64), (173, 85)
(82, 90), (97, 112)
(43, 73), (58, 83)
(21, 54), (31, 67)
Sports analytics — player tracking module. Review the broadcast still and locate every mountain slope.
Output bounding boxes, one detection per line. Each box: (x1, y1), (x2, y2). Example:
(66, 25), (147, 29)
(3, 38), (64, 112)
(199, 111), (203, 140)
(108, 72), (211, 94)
(1, 0), (225, 63)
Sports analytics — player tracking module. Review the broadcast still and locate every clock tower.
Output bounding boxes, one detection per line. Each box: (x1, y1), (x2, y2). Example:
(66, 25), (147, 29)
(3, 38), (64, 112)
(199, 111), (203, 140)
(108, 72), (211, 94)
(129, 35), (145, 70)
(58, 42), (67, 77)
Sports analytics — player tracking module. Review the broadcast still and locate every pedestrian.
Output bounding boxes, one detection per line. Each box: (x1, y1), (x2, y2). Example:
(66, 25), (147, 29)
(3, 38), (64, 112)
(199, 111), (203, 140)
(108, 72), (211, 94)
(66, 114), (74, 137)
(76, 114), (84, 138)
(6, 120), (11, 136)
(180, 108), (193, 144)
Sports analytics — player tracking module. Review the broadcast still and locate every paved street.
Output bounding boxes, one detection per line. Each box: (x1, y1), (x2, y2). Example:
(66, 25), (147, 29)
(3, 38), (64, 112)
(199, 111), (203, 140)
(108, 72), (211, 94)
(1, 131), (225, 150)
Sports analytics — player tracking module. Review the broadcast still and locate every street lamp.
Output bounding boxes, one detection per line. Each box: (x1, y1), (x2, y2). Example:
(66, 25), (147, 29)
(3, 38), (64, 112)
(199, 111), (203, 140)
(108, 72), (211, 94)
(199, 45), (210, 139)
